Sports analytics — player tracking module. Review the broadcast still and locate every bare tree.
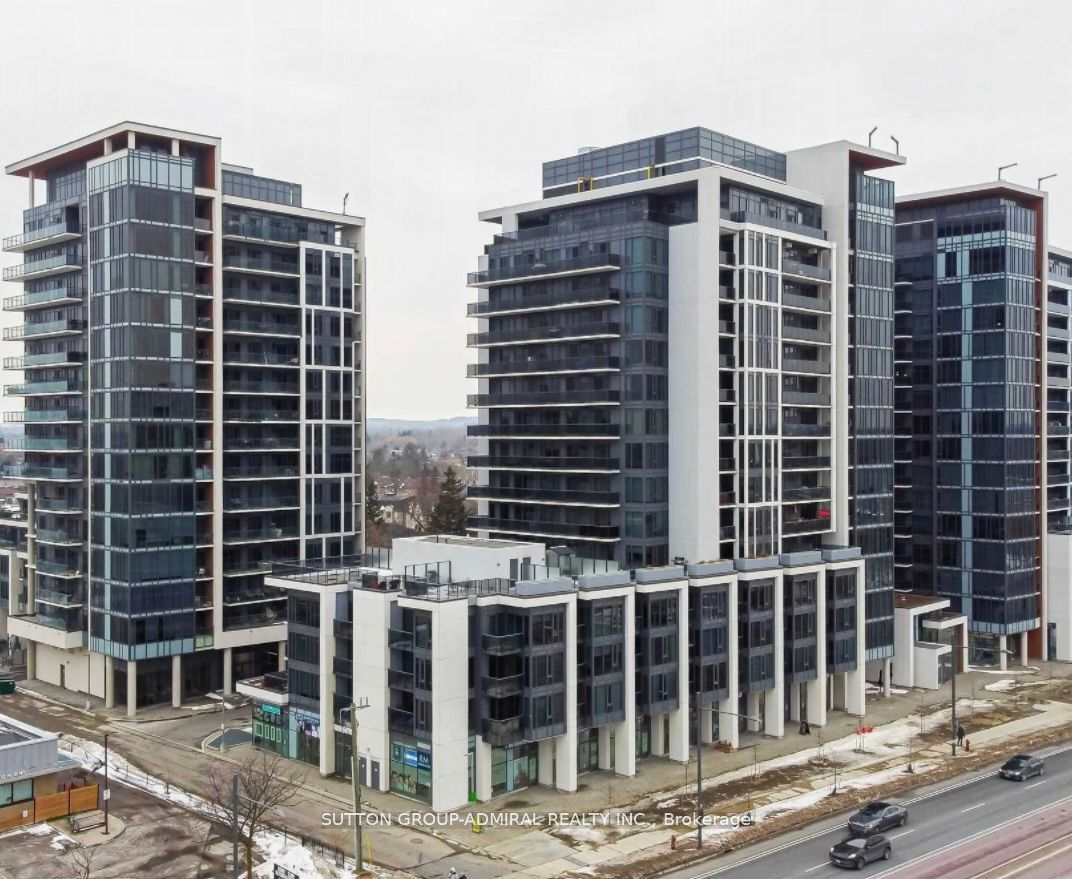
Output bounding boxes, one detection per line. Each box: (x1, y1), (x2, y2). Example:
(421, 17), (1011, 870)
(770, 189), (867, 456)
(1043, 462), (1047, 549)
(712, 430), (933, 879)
(203, 752), (303, 875)
(64, 846), (96, 879)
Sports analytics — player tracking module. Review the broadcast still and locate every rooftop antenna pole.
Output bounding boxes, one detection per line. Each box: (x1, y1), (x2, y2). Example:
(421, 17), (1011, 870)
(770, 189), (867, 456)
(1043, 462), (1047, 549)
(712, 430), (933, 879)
(1038, 173), (1057, 190)
(889, 135), (900, 156)
(868, 126), (878, 147)
(342, 192), (350, 215)
(998, 163), (1018, 181)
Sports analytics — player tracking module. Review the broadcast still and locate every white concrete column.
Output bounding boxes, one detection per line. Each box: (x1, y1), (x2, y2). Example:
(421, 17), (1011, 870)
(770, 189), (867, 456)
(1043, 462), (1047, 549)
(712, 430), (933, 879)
(719, 581), (740, 749)
(831, 673), (846, 711)
(277, 641), (286, 672)
(845, 567), (867, 717)
(614, 590), (637, 776)
(883, 659), (892, 697)
(171, 655), (182, 708)
(103, 137), (113, 156)
(999, 635), (1008, 671)
(27, 171), (35, 209)
(475, 738), (493, 802)
(104, 656), (115, 709)
(1020, 632), (1029, 667)
(597, 726), (613, 771)
(651, 713), (666, 756)
(668, 583), (690, 762)
(701, 707), (715, 744)
(126, 660), (137, 718)
(789, 684), (801, 723)
(126, 131), (135, 149)
(318, 597), (336, 777)
(171, 138), (180, 157)
(765, 574), (785, 737)
(429, 599), (470, 811)
(222, 647), (233, 695)
(807, 571), (828, 727)
(538, 738), (554, 785)
(746, 692), (761, 732)
(25, 642), (36, 681)
(555, 597), (578, 791)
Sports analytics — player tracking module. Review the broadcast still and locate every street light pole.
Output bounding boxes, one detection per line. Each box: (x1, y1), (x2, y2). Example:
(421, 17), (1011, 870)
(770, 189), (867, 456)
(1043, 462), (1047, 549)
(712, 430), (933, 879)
(102, 733), (110, 834)
(351, 706), (362, 875)
(694, 690), (703, 848)
(231, 774), (240, 879)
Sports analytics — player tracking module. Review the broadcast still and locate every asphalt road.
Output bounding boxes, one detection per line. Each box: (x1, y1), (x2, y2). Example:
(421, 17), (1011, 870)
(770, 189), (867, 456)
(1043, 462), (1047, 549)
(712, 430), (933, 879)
(668, 743), (1072, 879)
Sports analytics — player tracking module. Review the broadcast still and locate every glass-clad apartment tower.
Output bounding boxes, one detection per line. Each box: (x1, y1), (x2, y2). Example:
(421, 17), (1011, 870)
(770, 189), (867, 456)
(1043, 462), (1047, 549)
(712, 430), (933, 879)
(2, 123), (365, 713)
(893, 184), (1044, 660)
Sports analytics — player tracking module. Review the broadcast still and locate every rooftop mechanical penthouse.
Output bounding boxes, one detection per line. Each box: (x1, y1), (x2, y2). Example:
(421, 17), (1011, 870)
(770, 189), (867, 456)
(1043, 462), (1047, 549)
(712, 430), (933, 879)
(0, 122), (365, 714)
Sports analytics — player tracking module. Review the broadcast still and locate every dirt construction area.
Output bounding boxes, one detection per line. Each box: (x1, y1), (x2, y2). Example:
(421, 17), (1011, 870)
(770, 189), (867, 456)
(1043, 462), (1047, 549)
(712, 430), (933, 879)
(0, 777), (232, 879)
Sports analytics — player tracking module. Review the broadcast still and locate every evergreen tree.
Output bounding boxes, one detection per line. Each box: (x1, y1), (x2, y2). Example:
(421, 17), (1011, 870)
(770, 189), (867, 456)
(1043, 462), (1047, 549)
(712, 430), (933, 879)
(426, 467), (468, 535)
(365, 473), (385, 527)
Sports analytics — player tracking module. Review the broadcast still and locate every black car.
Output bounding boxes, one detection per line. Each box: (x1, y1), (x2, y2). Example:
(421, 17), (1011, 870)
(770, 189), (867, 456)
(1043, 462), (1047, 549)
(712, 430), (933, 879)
(999, 754), (1044, 781)
(847, 801), (908, 835)
(829, 835), (891, 870)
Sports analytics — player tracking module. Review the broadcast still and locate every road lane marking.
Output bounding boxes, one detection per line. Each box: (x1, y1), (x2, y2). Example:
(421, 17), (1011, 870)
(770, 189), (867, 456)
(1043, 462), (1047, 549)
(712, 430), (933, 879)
(863, 794), (1072, 879)
(804, 864), (827, 873)
(889, 829), (916, 840)
(961, 802), (986, 812)
(1025, 780), (1046, 789)
(982, 839), (1072, 879)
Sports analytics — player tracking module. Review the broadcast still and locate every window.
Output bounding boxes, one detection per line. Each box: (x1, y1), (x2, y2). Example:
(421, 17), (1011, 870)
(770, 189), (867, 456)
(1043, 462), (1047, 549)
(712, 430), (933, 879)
(0, 780), (33, 806)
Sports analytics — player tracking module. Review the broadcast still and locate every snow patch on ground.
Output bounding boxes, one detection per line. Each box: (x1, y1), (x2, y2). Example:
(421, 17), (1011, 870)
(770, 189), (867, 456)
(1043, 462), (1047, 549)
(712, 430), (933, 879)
(552, 824), (611, 846)
(865, 684), (908, 696)
(983, 678), (1048, 693)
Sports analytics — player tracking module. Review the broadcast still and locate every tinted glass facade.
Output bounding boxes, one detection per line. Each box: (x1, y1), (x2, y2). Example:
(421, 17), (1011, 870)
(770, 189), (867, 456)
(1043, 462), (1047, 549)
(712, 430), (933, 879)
(894, 194), (1042, 635)
(848, 169), (896, 659)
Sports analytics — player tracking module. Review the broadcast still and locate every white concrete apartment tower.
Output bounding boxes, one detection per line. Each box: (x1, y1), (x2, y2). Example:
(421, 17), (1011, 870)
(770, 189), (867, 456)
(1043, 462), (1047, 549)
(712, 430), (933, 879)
(1, 122), (365, 714)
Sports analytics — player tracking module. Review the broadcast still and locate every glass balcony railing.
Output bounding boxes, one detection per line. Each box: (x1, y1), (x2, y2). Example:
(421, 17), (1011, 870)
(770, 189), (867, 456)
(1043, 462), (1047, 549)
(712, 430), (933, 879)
(4, 351), (83, 370)
(467, 455), (619, 470)
(468, 322), (620, 347)
(6, 437), (77, 451)
(468, 253), (621, 287)
(3, 319), (85, 340)
(223, 255), (300, 275)
(3, 218), (80, 252)
(782, 258), (831, 282)
(4, 409), (83, 423)
(467, 389), (619, 407)
(223, 319), (301, 336)
(3, 284), (84, 311)
(5, 379), (82, 396)
(36, 559), (83, 577)
(3, 252), (82, 281)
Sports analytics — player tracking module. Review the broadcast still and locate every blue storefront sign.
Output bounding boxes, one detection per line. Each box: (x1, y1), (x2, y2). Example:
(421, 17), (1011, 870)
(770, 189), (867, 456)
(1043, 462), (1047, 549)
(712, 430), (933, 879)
(402, 746), (431, 771)
(260, 703), (281, 716)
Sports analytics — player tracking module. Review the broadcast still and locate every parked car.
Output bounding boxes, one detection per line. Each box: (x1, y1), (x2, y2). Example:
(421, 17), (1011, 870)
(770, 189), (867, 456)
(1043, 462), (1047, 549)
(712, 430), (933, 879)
(847, 801), (908, 835)
(830, 834), (892, 870)
(999, 754), (1044, 781)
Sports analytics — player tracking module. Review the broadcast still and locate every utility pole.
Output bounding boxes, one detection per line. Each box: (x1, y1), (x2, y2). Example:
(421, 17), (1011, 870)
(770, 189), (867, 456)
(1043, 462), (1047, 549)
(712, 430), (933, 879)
(232, 774), (240, 879)
(351, 708), (362, 875)
(694, 690), (703, 848)
(102, 733), (110, 834)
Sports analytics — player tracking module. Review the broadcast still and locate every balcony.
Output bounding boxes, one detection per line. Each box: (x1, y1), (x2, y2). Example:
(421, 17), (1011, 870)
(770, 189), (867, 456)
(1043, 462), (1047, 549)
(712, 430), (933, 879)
(4, 351), (84, 371)
(783, 455), (832, 470)
(783, 423), (831, 437)
(718, 251), (736, 266)
(224, 380), (301, 395)
(782, 292), (831, 313)
(782, 259), (831, 282)
(389, 707), (414, 735)
(35, 528), (81, 546)
(467, 389), (619, 408)
(468, 287), (620, 317)
(782, 324), (830, 344)
(468, 355), (620, 378)
(35, 559), (82, 577)
(3, 252), (81, 282)
(223, 255), (301, 276)
(222, 409), (301, 424)
(3, 218), (80, 253)
(11, 465), (80, 481)
(6, 437), (78, 452)
(723, 210), (827, 241)
(5, 379), (82, 397)
(782, 486), (831, 502)
(468, 253), (621, 287)
(3, 319), (85, 341)
(782, 391), (830, 406)
(387, 668), (414, 691)
(36, 497), (83, 514)
(481, 717), (523, 746)
(467, 322), (620, 347)
(388, 628), (414, 650)
(3, 284), (84, 311)
(467, 486), (619, 505)
(483, 674), (523, 698)
(224, 351), (300, 368)
(35, 588), (83, 607)
(783, 516), (832, 535)
(467, 455), (619, 471)
(223, 527), (300, 544)
(223, 464), (300, 479)
(223, 319), (301, 337)
(4, 409), (83, 423)
(782, 358), (830, 375)
(468, 516), (618, 540)
(7, 613), (83, 650)
(468, 422), (617, 439)
(223, 286), (301, 308)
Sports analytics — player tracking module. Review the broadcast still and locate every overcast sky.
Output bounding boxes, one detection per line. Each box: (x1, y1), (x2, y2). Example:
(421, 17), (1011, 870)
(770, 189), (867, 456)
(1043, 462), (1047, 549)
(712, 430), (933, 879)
(2, 0), (1071, 419)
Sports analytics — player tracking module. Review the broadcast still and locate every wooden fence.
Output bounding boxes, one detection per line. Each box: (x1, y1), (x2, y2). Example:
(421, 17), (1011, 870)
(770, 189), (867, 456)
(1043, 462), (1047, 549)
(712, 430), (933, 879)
(0, 782), (100, 831)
